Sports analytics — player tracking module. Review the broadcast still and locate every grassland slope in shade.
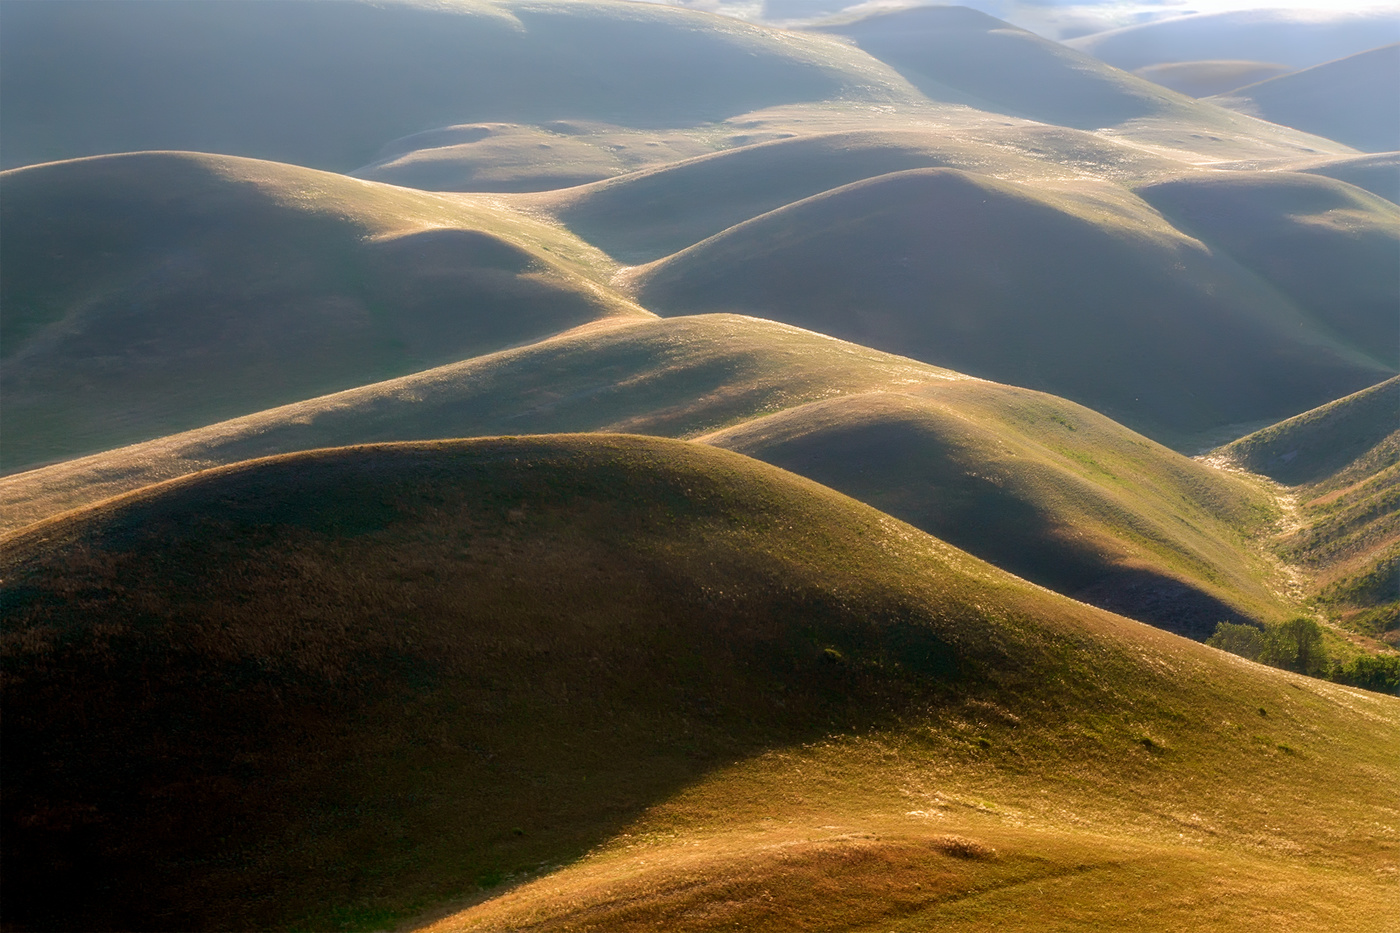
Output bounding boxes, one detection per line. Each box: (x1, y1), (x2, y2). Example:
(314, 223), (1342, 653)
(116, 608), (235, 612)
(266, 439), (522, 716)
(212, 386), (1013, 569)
(1209, 44), (1400, 154)
(629, 166), (1393, 447)
(810, 5), (1196, 130)
(1295, 151), (1400, 204)
(701, 386), (1284, 639)
(1066, 8), (1400, 71)
(0, 0), (919, 172)
(4, 436), (1396, 932)
(1132, 60), (1293, 98)
(1218, 377), (1399, 642)
(0, 314), (967, 534)
(0, 150), (646, 474)
(1135, 170), (1400, 369)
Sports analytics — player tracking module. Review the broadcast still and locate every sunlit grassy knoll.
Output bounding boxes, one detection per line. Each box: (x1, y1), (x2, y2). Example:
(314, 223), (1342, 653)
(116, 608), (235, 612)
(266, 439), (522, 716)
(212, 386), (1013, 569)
(0, 0), (922, 172)
(2, 436), (1396, 933)
(627, 166), (1391, 447)
(1218, 377), (1400, 645)
(1208, 44), (1400, 154)
(701, 384), (1287, 639)
(0, 150), (645, 473)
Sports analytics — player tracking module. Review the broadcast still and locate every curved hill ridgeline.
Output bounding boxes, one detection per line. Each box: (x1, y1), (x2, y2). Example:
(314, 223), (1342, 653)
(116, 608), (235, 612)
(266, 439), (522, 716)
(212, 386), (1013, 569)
(702, 385), (1284, 639)
(1295, 151), (1400, 205)
(0, 0), (918, 172)
(4, 436), (1397, 931)
(629, 167), (1393, 446)
(1136, 170), (1400, 369)
(0, 151), (647, 474)
(811, 5), (1195, 130)
(538, 126), (1198, 265)
(1133, 60), (1293, 99)
(1067, 8), (1400, 71)
(1209, 44), (1400, 154)
(0, 314), (962, 534)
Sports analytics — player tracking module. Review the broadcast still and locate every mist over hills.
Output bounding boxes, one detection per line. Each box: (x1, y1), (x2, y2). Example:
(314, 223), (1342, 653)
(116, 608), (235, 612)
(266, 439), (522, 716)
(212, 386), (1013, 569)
(2, 1), (1398, 930)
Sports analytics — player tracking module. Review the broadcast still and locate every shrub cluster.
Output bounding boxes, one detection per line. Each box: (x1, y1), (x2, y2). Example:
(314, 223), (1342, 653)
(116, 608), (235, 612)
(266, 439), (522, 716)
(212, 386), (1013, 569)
(1208, 617), (1400, 694)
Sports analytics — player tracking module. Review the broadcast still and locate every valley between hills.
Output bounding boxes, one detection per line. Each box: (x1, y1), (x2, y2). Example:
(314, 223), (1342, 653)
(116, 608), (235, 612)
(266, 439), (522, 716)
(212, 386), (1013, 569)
(1, 2), (1397, 931)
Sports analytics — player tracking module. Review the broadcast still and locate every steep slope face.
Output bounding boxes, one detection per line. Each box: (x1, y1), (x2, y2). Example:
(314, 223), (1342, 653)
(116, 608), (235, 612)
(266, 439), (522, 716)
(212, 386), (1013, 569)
(1209, 45), (1400, 153)
(0, 0), (917, 171)
(0, 151), (646, 473)
(1219, 377), (1400, 642)
(3, 437), (1396, 931)
(630, 167), (1392, 445)
(702, 385), (1283, 639)
(1068, 8), (1400, 71)
(811, 5), (1194, 130)
(1133, 60), (1292, 98)
(1136, 171), (1400, 369)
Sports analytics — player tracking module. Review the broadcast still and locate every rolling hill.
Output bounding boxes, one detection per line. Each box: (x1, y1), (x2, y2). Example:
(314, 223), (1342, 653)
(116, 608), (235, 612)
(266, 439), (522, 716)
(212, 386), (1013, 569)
(0, 0), (919, 172)
(1217, 377), (1399, 644)
(1136, 170), (1400, 369)
(1209, 44), (1400, 154)
(1296, 151), (1400, 204)
(1132, 60), (1292, 98)
(1067, 8), (1400, 71)
(0, 312), (1287, 640)
(4, 436), (1396, 931)
(0, 150), (647, 473)
(627, 167), (1394, 445)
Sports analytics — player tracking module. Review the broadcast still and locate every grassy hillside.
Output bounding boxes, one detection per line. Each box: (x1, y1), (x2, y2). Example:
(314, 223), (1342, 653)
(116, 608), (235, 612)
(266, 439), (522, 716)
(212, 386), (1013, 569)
(0, 150), (646, 473)
(702, 386), (1284, 638)
(0, 0), (918, 172)
(811, 5), (1198, 131)
(1218, 377), (1399, 644)
(1136, 171), (1400, 369)
(628, 167), (1392, 445)
(350, 120), (723, 193)
(1067, 8), (1400, 71)
(0, 312), (1289, 637)
(1209, 45), (1400, 154)
(0, 314), (964, 531)
(1133, 60), (1292, 98)
(1297, 152), (1400, 204)
(4, 436), (1397, 932)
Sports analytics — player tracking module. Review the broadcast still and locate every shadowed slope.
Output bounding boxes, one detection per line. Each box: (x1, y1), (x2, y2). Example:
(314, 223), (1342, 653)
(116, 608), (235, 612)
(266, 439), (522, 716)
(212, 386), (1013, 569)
(0, 151), (646, 473)
(1136, 171), (1400, 368)
(1209, 45), (1400, 153)
(4, 437), (1394, 932)
(702, 386), (1283, 639)
(629, 167), (1392, 445)
(1218, 378), (1399, 641)
(0, 0), (918, 171)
